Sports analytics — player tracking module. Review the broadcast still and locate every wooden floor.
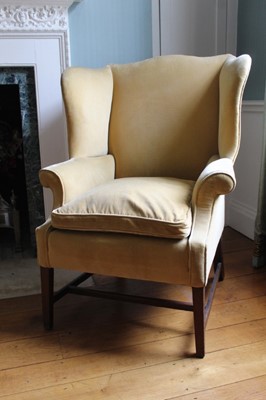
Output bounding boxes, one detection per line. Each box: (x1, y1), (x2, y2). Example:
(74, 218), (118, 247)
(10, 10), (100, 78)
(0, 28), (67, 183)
(0, 228), (266, 399)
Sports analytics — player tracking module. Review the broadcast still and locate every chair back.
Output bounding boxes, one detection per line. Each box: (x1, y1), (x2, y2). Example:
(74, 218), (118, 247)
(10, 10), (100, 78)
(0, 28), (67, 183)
(109, 54), (227, 180)
(62, 54), (251, 181)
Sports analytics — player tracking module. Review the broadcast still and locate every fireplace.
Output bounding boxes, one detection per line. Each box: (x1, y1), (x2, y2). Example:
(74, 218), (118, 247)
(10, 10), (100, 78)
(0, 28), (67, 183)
(0, 1), (78, 257)
(0, 67), (44, 252)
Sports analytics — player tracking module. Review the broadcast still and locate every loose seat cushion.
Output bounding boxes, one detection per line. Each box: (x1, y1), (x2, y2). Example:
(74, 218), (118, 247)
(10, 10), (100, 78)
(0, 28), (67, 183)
(51, 177), (195, 239)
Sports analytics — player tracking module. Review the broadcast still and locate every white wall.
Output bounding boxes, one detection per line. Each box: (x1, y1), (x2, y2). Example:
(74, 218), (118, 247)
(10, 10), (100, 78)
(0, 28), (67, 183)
(152, 0), (238, 56)
(226, 102), (265, 239)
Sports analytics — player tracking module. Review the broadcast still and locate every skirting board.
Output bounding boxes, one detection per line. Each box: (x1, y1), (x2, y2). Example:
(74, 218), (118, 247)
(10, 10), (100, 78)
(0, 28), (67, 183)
(226, 198), (257, 240)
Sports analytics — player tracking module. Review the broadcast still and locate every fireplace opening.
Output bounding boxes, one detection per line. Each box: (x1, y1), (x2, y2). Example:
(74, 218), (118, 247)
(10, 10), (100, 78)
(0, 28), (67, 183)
(0, 84), (30, 253)
(0, 67), (45, 259)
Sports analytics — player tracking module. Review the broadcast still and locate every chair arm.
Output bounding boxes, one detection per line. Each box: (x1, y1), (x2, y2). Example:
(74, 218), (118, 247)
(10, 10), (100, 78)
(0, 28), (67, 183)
(192, 157), (236, 209)
(39, 155), (115, 209)
(189, 158), (236, 286)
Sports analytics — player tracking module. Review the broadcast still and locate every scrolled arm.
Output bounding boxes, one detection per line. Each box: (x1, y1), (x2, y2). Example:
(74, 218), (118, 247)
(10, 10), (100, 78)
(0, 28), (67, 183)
(39, 155), (115, 210)
(189, 157), (236, 286)
(192, 157), (236, 209)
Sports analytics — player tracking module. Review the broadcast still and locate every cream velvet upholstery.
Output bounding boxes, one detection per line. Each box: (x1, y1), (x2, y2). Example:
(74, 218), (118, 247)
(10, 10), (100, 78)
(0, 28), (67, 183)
(36, 54), (251, 357)
(51, 177), (194, 239)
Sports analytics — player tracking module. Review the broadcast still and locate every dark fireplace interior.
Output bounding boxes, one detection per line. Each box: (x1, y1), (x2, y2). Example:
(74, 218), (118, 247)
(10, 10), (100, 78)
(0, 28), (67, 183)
(0, 84), (30, 254)
(0, 67), (45, 259)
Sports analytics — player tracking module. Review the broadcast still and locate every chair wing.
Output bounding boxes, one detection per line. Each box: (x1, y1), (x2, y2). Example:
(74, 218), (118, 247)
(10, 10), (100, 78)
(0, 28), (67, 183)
(61, 66), (113, 158)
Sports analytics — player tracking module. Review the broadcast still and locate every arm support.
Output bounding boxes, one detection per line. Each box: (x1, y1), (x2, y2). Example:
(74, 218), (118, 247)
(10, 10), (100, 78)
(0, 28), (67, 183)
(192, 157), (236, 211)
(39, 155), (115, 210)
(189, 158), (236, 286)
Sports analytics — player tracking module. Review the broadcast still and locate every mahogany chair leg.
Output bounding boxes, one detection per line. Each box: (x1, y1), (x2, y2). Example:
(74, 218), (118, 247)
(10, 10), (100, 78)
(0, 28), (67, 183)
(192, 287), (205, 358)
(40, 267), (54, 330)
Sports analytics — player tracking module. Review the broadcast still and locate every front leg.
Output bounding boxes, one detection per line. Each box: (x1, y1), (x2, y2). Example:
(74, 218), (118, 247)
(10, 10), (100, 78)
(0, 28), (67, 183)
(40, 267), (54, 330)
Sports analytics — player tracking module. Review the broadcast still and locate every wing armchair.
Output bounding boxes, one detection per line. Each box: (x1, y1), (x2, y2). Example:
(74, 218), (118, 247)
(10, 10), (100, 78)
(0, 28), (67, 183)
(36, 54), (251, 358)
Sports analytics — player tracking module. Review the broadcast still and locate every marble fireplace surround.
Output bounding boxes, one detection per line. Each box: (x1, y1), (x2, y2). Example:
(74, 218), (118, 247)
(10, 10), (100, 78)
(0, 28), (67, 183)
(0, 1), (80, 239)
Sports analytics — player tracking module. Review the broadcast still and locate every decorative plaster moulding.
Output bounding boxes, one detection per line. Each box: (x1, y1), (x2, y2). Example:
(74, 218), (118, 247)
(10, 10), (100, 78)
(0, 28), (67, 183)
(0, 1), (80, 31)
(0, 1), (78, 6)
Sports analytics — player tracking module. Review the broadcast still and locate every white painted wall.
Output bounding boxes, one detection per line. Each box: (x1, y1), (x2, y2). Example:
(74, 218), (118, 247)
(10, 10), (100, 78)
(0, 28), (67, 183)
(226, 102), (264, 239)
(160, 0), (225, 56)
(152, 0), (238, 56)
